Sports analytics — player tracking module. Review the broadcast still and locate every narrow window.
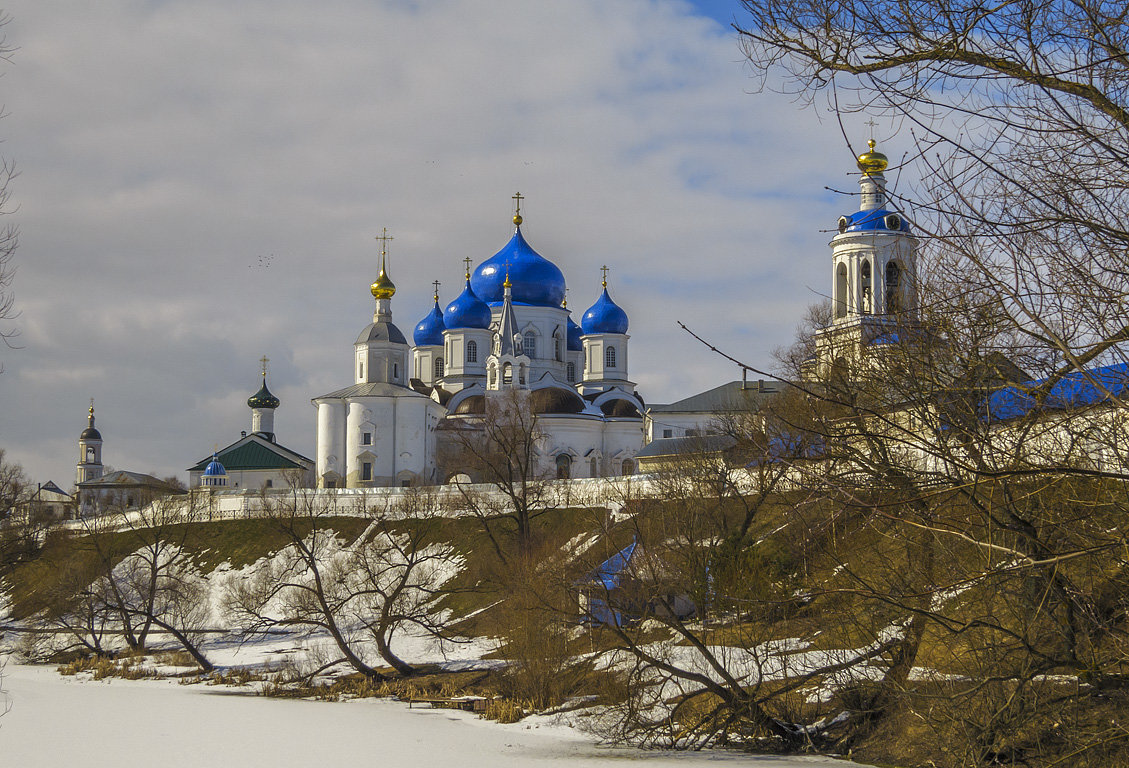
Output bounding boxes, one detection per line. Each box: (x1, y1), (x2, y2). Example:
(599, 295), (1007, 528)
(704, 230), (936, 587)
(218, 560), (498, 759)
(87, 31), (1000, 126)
(554, 335), (562, 361)
(393, 363), (399, 379)
(466, 340), (477, 363)
(621, 460), (634, 476)
(605, 346), (616, 369)
(358, 362), (364, 379)
(489, 367), (497, 385)
(524, 331), (536, 358)
(566, 362), (576, 382)
(885, 262), (902, 313)
(434, 357), (445, 379)
(362, 462), (372, 481)
(835, 263), (848, 319)
(265, 479), (273, 488)
(362, 432), (372, 446)
(860, 260), (872, 314)
(590, 458), (598, 477)
(503, 362), (513, 385)
(555, 454), (571, 480)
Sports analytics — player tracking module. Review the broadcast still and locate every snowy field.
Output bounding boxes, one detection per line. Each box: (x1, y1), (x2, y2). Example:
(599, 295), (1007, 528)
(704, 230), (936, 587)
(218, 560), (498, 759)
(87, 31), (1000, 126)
(1, 661), (872, 768)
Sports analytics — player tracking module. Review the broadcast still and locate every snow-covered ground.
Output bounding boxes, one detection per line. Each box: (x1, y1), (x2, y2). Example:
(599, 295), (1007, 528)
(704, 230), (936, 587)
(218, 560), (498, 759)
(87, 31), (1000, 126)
(1, 661), (873, 768)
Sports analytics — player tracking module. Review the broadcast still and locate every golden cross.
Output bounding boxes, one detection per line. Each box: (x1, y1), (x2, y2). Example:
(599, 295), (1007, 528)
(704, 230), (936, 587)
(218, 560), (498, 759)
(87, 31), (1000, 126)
(89, 397), (95, 417)
(432, 279), (441, 301)
(463, 256), (473, 279)
(563, 288), (569, 308)
(259, 355), (270, 377)
(865, 118), (878, 142)
(375, 227), (393, 256)
(601, 264), (609, 288)
(512, 192), (523, 217)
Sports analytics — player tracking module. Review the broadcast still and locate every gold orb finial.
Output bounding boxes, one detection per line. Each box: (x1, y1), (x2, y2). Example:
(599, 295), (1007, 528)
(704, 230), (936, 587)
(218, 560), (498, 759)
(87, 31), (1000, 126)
(512, 192), (524, 227)
(371, 229), (397, 300)
(857, 138), (888, 175)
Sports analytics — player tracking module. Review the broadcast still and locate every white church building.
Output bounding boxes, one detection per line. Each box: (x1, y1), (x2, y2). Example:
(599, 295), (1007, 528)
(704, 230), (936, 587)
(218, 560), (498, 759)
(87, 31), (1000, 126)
(312, 205), (647, 488)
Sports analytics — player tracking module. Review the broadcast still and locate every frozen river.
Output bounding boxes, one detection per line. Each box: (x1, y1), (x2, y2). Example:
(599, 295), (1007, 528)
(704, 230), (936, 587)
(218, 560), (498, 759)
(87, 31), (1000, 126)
(1, 662), (869, 767)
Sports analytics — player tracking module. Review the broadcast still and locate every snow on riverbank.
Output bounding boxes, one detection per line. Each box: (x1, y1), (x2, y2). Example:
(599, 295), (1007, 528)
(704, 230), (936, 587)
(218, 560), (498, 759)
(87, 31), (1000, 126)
(1, 660), (872, 768)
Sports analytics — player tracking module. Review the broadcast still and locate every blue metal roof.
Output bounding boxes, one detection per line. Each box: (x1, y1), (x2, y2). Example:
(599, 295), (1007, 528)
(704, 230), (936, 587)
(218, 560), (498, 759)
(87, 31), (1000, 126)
(413, 300), (446, 346)
(444, 279), (492, 330)
(581, 287), (629, 335)
(983, 362), (1129, 422)
(590, 539), (637, 591)
(839, 208), (911, 233)
(471, 227), (566, 308)
(566, 314), (583, 351)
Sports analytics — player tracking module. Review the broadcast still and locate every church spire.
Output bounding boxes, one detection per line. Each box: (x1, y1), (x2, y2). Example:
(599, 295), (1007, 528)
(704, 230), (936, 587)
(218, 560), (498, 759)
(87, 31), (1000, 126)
(370, 228), (397, 306)
(495, 264), (521, 357)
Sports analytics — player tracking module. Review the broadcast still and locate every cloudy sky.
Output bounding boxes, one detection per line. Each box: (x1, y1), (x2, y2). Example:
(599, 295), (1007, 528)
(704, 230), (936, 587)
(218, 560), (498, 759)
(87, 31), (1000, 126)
(0, 0), (877, 485)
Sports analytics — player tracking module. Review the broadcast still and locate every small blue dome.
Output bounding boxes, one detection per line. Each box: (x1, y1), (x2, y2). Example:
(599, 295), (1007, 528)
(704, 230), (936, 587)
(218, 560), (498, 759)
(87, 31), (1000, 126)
(413, 300), (446, 346)
(581, 288), (629, 335)
(203, 454), (226, 477)
(471, 227), (566, 307)
(838, 208), (911, 234)
(566, 314), (583, 351)
(444, 280), (492, 330)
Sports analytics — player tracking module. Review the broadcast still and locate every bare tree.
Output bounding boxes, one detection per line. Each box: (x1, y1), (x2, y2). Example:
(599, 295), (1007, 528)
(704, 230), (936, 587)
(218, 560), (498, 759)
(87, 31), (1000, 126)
(224, 487), (461, 680)
(440, 388), (567, 562)
(43, 491), (214, 671)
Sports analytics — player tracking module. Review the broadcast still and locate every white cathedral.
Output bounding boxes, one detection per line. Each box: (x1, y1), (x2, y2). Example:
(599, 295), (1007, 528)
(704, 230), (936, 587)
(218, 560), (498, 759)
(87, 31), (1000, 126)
(311, 202), (649, 488)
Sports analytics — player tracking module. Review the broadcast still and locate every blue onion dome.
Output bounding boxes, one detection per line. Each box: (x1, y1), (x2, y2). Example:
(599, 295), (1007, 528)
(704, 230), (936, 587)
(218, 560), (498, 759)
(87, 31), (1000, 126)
(414, 298), (446, 346)
(581, 287), (629, 335)
(471, 226), (566, 307)
(566, 314), (583, 351)
(247, 376), (280, 409)
(445, 279), (492, 329)
(203, 454), (227, 477)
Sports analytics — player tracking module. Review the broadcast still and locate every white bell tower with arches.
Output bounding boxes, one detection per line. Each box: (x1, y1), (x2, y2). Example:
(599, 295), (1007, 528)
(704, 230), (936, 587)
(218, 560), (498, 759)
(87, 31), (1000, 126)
(816, 137), (918, 375)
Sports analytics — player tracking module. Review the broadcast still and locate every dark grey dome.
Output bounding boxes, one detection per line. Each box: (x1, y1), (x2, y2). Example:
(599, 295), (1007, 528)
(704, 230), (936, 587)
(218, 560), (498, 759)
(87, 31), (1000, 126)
(531, 387), (586, 415)
(453, 395), (486, 415)
(356, 320), (407, 345)
(601, 398), (641, 418)
(80, 427), (102, 440)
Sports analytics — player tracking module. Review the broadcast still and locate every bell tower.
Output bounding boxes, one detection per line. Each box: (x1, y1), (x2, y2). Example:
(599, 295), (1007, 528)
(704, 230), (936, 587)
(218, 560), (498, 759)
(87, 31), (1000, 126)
(815, 137), (918, 376)
(76, 399), (104, 485)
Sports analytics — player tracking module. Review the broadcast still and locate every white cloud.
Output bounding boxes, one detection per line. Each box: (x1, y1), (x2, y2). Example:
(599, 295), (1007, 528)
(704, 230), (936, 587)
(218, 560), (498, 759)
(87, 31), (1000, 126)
(0, 0), (863, 483)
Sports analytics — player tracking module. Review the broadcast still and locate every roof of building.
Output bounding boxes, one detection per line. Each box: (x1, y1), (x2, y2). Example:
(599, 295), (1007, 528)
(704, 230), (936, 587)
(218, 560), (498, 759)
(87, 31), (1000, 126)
(983, 361), (1129, 422)
(356, 319), (408, 346)
(247, 376), (281, 409)
(635, 434), (737, 460)
(838, 207), (911, 234)
(566, 315), (583, 352)
(188, 433), (313, 473)
(413, 299), (447, 346)
(587, 539), (637, 591)
(471, 226), (566, 308)
(648, 380), (783, 414)
(581, 287), (629, 335)
(313, 381), (431, 401)
(78, 470), (186, 493)
(444, 279), (492, 330)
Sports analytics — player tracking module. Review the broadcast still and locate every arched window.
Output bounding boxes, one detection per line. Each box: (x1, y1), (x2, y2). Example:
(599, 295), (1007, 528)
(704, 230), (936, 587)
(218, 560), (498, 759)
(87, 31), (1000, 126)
(393, 363), (399, 379)
(605, 346), (616, 369)
(589, 457), (598, 477)
(489, 366), (496, 386)
(555, 454), (571, 480)
(523, 331), (537, 358)
(860, 260), (872, 314)
(434, 357), (444, 379)
(835, 263), (848, 319)
(885, 261), (902, 313)
(358, 362), (364, 380)
(566, 361), (576, 382)
(554, 334), (563, 361)
(503, 362), (513, 385)
(621, 459), (634, 476)
(466, 340), (477, 363)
